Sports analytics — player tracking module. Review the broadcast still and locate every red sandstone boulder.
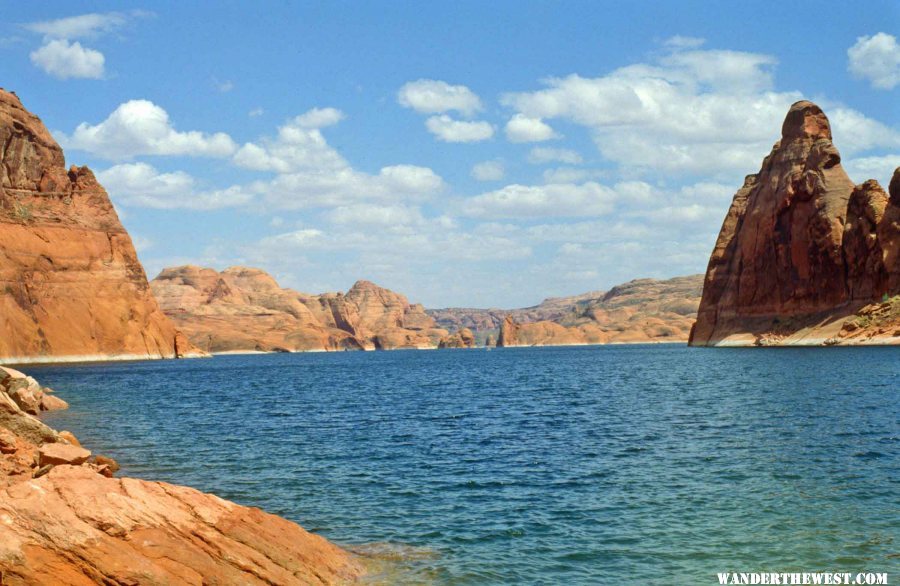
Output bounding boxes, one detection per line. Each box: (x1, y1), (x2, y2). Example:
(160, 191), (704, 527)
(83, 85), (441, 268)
(38, 443), (91, 466)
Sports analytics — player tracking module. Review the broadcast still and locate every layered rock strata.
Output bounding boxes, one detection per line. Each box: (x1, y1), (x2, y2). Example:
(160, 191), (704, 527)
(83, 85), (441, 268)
(445, 275), (703, 347)
(152, 266), (449, 352)
(0, 89), (200, 363)
(690, 101), (900, 346)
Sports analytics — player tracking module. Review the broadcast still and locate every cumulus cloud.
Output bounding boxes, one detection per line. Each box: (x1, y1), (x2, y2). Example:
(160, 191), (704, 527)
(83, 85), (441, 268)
(397, 79), (483, 116)
(504, 114), (559, 143)
(60, 100), (237, 159)
(24, 11), (149, 80)
(232, 108), (445, 209)
(463, 182), (618, 218)
(425, 115), (494, 142)
(30, 39), (105, 79)
(500, 47), (795, 175)
(471, 160), (505, 181)
(527, 147), (583, 165)
(848, 32), (900, 90)
(97, 163), (252, 209)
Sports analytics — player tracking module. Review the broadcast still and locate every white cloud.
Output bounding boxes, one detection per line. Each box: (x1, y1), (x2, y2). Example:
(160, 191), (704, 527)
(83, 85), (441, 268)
(30, 39), (105, 79)
(232, 109), (445, 210)
(23, 12), (143, 40)
(843, 154), (900, 188)
(249, 107), (265, 118)
(97, 162), (252, 209)
(325, 204), (425, 227)
(500, 47), (800, 175)
(848, 32), (900, 90)
(527, 147), (583, 165)
(463, 182), (618, 218)
(24, 11), (149, 81)
(663, 35), (706, 50)
(471, 160), (505, 181)
(397, 79), (482, 116)
(425, 115), (494, 142)
(213, 78), (234, 93)
(61, 100), (237, 159)
(829, 106), (900, 155)
(294, 107), (345, 128)
(504, 114), (559, 143)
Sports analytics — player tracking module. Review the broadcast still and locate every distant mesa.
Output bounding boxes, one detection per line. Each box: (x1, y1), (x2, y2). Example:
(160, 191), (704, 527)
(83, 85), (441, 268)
(432, 275), (704, 347)
(0, 89), (201, 363)
(151, 266), (449, 352)
(690, 100), (900, 346)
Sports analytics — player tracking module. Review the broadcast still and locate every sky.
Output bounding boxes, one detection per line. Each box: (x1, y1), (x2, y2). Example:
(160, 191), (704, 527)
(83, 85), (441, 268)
(2, 1), (899, 308)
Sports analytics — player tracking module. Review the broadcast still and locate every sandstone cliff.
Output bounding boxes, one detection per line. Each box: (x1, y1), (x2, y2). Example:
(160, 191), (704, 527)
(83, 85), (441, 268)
(0, 89), (199, 363)
(0, 367), (363, 584)
(439, 275), (703, 347)
(152, 267), (449, 352)
(690, 100), (900, 346)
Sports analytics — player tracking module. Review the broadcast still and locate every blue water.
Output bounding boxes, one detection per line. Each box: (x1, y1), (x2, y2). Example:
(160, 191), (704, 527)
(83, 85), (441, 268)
(31, 346), (899, 584)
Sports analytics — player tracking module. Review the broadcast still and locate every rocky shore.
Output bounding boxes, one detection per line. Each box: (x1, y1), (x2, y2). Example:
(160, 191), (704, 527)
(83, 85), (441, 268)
(0, 367), (364, 585)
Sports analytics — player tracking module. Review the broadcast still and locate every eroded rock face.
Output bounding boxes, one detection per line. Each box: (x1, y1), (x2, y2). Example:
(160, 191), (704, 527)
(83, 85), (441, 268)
(0, 89), (200, 362)
(438, 327), (476, 348)
(443, 276), (702, 347)
(152, 267), (448, 352)
(690, 101), (900, 346)
(0, 369), (364, 584)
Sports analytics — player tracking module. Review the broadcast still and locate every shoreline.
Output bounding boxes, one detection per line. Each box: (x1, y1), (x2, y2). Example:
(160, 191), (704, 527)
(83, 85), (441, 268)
(0, 366), (365, 583)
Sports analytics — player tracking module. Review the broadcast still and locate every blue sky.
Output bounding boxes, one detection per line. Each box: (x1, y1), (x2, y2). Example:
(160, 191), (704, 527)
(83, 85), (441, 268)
(3, 1), (899, 307)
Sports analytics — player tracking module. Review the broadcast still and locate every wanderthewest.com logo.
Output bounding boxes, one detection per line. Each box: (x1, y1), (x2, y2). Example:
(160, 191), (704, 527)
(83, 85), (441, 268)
(717, 573), (888, 585)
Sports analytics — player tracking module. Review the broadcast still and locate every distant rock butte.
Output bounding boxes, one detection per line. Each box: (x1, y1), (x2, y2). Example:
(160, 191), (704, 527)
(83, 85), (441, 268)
(690, 100), (900, 346)
(439, 275), (703, 347)
(438, 327), (476, 349)
(0, 89), (201, 363)
(151, 266), (449, 352)
(0, 367), (363, 584)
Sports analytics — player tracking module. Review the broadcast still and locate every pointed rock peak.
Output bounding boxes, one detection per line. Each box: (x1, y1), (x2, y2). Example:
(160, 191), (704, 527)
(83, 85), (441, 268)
(349, 280), (380, 292)
(781, 100), (832, 142)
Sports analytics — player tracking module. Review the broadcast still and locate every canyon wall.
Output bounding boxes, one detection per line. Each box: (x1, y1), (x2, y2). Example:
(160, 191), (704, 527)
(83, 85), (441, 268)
(152, 266), (452, 352)
(437, 275), (703, 347)
(0, 89), (199, 363)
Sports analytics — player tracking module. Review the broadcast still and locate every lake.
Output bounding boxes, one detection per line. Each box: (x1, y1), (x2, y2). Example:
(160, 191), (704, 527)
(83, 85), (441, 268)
(33, 345), (899, 584)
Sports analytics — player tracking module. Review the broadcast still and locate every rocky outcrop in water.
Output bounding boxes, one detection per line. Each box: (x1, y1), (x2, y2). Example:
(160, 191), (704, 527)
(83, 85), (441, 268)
(0, 89), (201, 363)
(0, 367), (364, 584)
(690, 100), (900, 346)
(439, 275), (703, 347)
(152, 266), (449, 352)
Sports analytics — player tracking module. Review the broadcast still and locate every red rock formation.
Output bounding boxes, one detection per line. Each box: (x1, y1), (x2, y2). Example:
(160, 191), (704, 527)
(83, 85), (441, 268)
(0, 89), (200, 362)
(438, 327), (476, 348)
(152, 267), (448, 352)
(496, 315), (520, 347)
(441, 275), (702, 347)
(0, 369), (364, 584)
(690, 101), (900, 345)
